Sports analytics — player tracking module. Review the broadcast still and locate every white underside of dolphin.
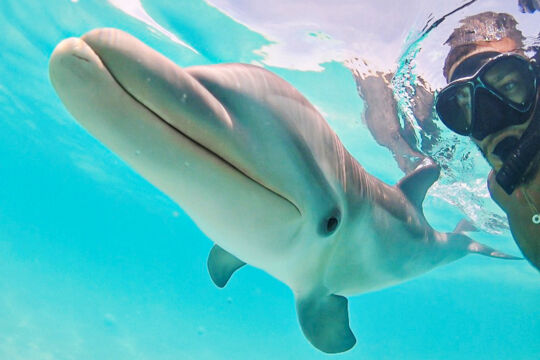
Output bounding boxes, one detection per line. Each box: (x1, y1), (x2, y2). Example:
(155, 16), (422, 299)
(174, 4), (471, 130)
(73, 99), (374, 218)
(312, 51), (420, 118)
(49, 28), (519, 354)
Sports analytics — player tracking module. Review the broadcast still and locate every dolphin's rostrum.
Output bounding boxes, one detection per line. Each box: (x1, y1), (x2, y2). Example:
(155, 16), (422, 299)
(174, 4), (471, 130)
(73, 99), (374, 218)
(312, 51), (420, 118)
(49, 28), (519, 354)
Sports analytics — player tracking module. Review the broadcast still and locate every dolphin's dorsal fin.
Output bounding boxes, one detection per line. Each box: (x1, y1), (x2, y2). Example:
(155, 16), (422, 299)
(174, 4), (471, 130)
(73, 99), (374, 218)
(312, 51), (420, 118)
(397, 159), (440, 210)
(453, 219), (478, 233)
(295, 293), (356, 353)
(207, 244), (246, 288)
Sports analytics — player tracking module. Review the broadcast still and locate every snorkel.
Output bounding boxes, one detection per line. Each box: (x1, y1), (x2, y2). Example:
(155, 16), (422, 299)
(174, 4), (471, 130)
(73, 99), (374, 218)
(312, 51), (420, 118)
(495, 87), (540, 195)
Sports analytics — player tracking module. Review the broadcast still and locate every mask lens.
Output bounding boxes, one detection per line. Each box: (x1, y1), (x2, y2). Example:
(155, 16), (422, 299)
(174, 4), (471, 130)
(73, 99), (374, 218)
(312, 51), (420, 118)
(480, 57), (536, 110)
(436, 83), (473, 135)
(472, 88), (512, 140)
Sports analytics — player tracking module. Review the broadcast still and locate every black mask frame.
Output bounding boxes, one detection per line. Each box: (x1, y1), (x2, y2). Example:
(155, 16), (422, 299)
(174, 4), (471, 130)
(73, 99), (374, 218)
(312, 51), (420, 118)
(435, 53), (538, 140)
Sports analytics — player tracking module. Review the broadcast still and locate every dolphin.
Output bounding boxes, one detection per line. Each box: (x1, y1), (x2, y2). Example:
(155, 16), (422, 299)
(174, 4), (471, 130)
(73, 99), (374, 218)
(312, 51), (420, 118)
(49, 28), (518, 354)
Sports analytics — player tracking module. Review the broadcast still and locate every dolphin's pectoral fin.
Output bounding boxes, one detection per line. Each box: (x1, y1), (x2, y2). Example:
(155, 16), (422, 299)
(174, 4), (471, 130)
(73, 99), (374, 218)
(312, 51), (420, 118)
(207, 245), (246, 288)
(397, 158), (440, 210)
(295, 293), (356, 353)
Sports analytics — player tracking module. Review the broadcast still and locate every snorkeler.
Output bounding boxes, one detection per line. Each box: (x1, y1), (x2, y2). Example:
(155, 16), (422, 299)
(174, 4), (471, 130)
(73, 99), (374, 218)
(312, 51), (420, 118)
(435, 12), (540, 271)
(350, 62), (439, 174)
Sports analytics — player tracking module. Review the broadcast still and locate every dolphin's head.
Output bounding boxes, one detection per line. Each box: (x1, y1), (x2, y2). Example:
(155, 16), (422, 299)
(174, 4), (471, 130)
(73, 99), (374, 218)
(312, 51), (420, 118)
(49, 28), (354, 274)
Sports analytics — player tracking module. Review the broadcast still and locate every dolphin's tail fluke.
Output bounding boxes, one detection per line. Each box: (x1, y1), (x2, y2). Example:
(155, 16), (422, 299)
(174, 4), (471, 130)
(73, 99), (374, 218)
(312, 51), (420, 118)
(448, 230), (522, 260)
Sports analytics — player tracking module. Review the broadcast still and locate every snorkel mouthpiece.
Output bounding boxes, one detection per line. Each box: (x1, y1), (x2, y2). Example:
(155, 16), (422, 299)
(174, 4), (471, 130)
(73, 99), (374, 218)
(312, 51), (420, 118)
(495, 103), (540, 194)
(492, 136), (520, 161)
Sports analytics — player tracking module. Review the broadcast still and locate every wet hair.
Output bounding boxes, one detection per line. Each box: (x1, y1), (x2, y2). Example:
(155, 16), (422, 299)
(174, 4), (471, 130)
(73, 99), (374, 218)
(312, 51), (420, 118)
(443, 12), (525, 81)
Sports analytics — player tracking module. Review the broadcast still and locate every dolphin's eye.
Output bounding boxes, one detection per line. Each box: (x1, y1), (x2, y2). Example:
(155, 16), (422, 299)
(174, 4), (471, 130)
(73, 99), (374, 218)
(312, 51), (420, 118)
(326, 217), (339, 233)
(319, 210), (340, 236)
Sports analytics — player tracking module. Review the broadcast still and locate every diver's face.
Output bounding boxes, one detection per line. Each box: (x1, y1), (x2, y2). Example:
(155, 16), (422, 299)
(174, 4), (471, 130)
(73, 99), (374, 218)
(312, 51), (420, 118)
(448, 40), (531, 171)
(474, 61), (537, 169)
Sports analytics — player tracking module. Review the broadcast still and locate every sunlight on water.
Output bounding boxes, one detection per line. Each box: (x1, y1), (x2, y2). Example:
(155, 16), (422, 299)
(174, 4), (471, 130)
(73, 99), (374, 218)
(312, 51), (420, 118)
(108, 0), (199, 52)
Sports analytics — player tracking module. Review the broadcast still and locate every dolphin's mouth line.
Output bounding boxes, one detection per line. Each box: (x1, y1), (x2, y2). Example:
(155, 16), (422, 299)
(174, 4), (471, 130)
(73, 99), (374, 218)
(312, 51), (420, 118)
(88, 51), (301, 215)
(155, 108), (302, 216)
(161, 113), (301, 214)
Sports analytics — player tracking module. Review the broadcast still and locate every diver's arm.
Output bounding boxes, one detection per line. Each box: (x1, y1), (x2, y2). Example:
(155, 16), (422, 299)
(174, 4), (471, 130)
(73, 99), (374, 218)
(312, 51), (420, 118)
(487, 168), (540, 272)
(352, 70), (427, 173)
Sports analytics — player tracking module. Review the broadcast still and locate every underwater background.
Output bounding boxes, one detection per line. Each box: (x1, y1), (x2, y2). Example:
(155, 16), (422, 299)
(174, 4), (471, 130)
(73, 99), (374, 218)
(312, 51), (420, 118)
(0, 0), (538, 359)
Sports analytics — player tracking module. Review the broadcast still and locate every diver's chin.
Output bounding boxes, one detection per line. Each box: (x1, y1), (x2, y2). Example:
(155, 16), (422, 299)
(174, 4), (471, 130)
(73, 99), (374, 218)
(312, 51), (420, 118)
(486, 129), (525, 153)
(485, 151), (504, 172)
(473, 134), (504, 170)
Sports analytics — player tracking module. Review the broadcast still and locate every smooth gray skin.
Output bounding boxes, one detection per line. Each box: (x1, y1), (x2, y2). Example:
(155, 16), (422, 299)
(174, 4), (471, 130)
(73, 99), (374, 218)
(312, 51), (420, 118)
(49, 28), (518, 354)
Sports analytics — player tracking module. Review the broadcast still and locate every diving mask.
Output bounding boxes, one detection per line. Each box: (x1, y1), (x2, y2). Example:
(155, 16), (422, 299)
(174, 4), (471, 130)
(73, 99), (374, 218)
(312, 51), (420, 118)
(435, 53), (538, 141)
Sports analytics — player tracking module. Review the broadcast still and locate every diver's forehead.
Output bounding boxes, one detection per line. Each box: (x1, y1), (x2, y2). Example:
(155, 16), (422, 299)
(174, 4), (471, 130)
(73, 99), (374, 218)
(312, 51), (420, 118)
(449, 51), (501, 82)
(447, 38), (521, 82)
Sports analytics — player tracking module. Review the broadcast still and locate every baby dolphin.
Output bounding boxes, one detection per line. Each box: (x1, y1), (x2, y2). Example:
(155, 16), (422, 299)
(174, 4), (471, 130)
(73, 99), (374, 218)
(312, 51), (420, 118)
(49, 28), (519, 353)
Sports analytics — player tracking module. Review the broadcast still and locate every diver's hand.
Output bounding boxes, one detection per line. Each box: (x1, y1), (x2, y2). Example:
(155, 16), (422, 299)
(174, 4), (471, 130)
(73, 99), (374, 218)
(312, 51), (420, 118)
(488, 169), (540, 272)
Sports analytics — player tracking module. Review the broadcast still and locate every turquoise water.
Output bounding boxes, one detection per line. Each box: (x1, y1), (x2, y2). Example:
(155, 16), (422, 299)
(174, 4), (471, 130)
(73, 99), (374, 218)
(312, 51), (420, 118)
(1, 1), (539, 359)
